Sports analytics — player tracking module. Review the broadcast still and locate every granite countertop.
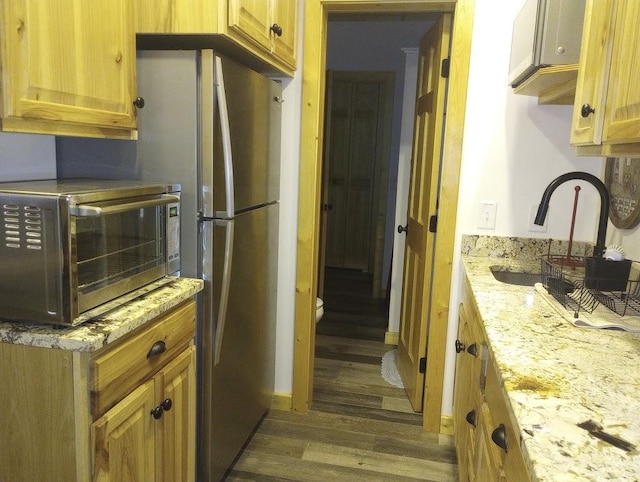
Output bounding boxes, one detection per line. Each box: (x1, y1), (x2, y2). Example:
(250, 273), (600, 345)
(461, 236), (640, 481)
(0, 277), (203, 352)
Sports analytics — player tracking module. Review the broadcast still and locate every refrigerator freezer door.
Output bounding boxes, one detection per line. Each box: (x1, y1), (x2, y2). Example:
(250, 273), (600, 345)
(199, 202), (278, 481)
(210, 56), (281, 216)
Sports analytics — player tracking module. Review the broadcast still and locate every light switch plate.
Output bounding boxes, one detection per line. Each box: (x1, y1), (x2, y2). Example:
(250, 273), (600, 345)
(477, 201), (497, 229)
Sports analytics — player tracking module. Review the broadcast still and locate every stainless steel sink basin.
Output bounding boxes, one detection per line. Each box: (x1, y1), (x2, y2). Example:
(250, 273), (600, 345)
(490, 269), (541, 286)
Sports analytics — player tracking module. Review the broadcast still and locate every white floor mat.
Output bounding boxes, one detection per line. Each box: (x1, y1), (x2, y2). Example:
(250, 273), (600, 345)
(381, 349), (404, 388)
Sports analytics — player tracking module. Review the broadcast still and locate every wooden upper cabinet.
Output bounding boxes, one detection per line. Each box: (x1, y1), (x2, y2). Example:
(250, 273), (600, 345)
(228, 0), (272, 51)
(271, 0), (298, 70)
(602, 0), (640, 144)
(571, 0), (640, 154)
(135, 0), (298, 75)
(570, 0), (614, 146)
(136, 0), (218, 34)
(0, 0), (138, 139)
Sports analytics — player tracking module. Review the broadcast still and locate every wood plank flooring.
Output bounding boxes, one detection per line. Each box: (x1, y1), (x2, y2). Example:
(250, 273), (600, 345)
(226, 269), (458, 481)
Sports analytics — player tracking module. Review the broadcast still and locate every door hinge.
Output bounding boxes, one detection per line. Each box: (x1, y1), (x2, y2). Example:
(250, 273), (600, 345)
(441, 58), (450, 78)
(321, 203), (333, 212)
(428, 214), (438, 233)
(419, 357), (427, 373)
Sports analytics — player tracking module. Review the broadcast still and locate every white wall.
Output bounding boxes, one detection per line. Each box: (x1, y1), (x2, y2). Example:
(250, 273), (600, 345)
(442, 0), (604, 415)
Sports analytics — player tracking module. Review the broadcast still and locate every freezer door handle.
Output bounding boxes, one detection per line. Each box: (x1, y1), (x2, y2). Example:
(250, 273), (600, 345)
(215, 56), (235, 219)
(213, 218), (234, 366)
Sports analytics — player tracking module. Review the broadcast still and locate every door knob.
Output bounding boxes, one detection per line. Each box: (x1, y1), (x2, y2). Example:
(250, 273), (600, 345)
(133, 96), (145, 109)
(270, 23), (283, 37)
(581, 103), (595, 118)
(397, 224), (408, 234)
(491, 424), (508, 452)
(465, 409), (477, 427)
(455, 339), (465, 353)
(467, 343), (478, 357)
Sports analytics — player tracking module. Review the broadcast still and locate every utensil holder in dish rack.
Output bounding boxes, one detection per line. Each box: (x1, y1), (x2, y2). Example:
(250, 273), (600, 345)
(540, 255), (640, 317)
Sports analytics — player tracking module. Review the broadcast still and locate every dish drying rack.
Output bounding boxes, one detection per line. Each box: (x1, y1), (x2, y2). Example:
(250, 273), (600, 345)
(541, 254), (640, 317)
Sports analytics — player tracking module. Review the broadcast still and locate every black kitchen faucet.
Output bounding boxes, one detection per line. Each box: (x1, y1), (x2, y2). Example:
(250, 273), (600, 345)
(534, 171), (610, 258)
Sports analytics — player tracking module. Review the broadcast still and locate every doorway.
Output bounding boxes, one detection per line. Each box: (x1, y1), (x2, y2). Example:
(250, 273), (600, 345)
(315, 19), (429, 414)
(294, 0), (474, 434)
(322, 71), (393, 278)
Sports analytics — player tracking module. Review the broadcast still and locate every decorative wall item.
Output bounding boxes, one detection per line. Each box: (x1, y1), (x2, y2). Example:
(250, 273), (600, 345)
(605, 157), (640, 229)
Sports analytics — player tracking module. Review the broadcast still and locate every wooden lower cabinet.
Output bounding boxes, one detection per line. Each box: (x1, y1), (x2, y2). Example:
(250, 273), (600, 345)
(0, 299), (196, 481)
(92, 345), (196, 481)
(454, 274), (531, 481)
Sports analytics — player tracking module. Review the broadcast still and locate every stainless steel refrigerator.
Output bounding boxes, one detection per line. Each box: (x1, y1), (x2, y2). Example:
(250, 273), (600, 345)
(57, 49), (281, 481)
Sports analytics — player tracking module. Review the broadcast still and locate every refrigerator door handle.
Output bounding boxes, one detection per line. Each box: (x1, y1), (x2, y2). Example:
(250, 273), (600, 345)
(214, 218), (234, 366)
(215, 56), (235, 219)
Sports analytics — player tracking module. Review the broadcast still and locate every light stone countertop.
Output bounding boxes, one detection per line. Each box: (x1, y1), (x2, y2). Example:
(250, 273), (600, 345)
(461, 236), (640, 481)
(0, 277), (203, 352)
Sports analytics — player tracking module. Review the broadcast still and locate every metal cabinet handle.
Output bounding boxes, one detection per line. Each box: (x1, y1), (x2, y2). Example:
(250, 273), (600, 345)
(581, 103), (595, 118)
(465, 409), (477, 427)
(133, 96), (145, 109)
(147, 340), (166, 358)
(397, 224), (408, 234)
(455, 339), (465, 353)
(70, 194), (180, 217)
(161, 398), (173, 412)
(491, 424), (508, 452)
(270, 23), (283, 36)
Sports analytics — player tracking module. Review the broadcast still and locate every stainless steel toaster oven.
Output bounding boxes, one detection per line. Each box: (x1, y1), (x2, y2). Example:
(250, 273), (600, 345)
(0, 179), (180, 325)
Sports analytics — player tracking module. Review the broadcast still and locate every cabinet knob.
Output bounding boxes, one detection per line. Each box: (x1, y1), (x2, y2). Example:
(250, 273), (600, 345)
(147, 340), (166, 358)
(491, 424), (508, 452)
(270, 23), (283, 37)
(580, 103), (595, 118)
(467, 343), (478, 357)
(455, 339), (465, 353)
(133, 97), (145, 109)
(161, 398), (173, 412)
(465, 409), (477, 427)
(151, 406), (163, 420)
(397, 224), (408, 234)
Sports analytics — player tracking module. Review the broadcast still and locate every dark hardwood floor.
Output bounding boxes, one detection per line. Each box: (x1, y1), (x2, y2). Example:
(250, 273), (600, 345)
(227, 268), (458, 481)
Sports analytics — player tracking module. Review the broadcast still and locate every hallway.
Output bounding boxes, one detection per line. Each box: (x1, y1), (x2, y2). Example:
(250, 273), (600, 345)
(227, 269), (458, 481)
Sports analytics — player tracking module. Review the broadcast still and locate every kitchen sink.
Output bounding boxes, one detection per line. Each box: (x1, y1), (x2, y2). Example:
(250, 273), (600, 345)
(490, 269), (541, 286)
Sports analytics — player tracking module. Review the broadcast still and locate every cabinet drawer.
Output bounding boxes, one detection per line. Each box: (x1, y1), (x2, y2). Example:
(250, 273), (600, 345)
(91, 300), (196, 417)
(484, 361), (531, 481)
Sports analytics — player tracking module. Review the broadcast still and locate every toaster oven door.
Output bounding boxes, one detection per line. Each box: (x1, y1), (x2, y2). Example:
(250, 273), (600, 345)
(72, 194), (179, 316)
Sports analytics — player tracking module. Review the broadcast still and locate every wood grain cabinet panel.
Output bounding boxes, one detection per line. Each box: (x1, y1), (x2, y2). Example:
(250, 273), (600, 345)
(454, 273), (531, 481)
(0, 0), (138, 139)
(135, 0), (298, 74)
(571, 0), (640, 155)
(602, 0), (640, 144)
(0, 299), (197, 481)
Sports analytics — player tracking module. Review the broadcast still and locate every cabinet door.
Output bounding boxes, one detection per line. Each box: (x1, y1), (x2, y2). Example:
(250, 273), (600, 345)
(271, 0), (297, 69)
(474, 403), (504, 482)
(0, 0), (137, 134)
(453, 304), (475, 481)
(136, 0), (218, 33)
(155, 346), (196, 482)
(228, 0), (272, 50)
(570, 0), (616, 146)
(92, 381), (156, 481)
(602, 0), (640, 144)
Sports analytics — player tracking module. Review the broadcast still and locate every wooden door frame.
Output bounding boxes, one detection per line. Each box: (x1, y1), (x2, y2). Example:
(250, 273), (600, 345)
(293, 0), (475, 433)
(322, 70), (394, 295)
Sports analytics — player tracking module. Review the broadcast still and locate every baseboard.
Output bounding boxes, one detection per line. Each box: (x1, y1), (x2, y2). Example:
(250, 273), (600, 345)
(384, 331), (399, 345)
(271, 392), (292, 411)
(440, 415), (454, 435)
